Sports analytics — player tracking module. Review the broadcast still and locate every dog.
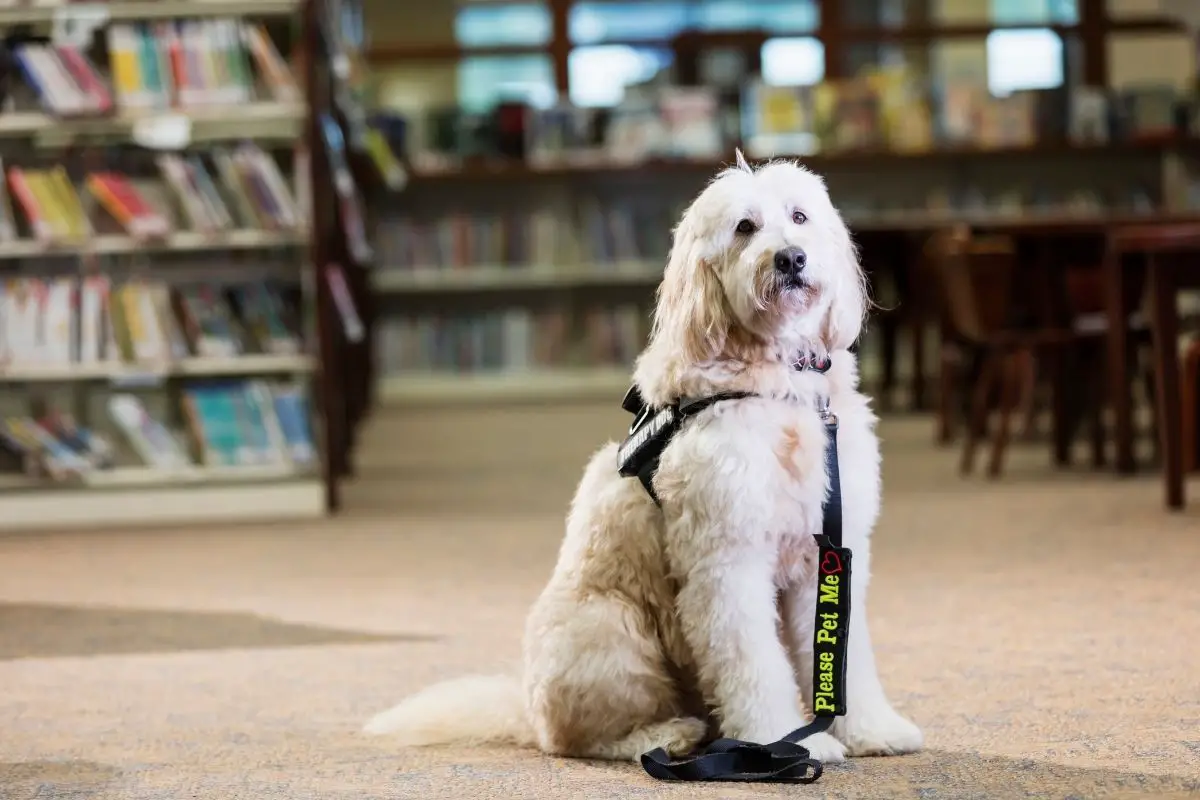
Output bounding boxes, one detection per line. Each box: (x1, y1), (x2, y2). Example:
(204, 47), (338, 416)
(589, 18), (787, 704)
(364, 154), (923, 765)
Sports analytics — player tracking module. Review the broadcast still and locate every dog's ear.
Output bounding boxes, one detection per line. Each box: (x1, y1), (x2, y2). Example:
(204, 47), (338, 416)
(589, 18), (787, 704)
(821, 210), (868, 352)
(650, 215), (729, 365)
(734, 148), (752, 174)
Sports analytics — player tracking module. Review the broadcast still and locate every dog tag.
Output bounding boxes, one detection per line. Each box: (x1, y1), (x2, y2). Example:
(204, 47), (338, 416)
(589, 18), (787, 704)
(810, 538), (851, 718)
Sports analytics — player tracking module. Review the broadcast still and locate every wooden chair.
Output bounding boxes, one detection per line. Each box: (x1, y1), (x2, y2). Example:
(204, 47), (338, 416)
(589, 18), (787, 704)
(931, 228), (1094, 477)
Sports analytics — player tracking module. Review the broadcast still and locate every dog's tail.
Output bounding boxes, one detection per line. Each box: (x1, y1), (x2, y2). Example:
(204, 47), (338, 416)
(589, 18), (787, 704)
(362, 674), (535, 748)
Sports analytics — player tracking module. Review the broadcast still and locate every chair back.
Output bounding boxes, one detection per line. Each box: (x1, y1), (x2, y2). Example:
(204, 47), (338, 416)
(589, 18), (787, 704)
(927, 227), (1018, 345)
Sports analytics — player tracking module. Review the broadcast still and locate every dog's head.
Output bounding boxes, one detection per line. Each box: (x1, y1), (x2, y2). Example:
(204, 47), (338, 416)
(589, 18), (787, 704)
(647, 154), (866, 370)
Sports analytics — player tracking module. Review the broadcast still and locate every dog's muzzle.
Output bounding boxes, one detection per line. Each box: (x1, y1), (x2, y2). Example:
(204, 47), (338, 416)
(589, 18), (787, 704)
(773, 246), (807, 288)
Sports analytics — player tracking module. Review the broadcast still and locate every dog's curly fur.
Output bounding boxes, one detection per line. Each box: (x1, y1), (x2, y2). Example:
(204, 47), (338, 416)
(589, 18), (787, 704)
(364, 157), (923, 764)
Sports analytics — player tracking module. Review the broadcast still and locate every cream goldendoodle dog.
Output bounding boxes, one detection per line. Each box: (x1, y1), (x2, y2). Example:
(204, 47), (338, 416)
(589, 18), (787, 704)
(365, 155), (922, 765)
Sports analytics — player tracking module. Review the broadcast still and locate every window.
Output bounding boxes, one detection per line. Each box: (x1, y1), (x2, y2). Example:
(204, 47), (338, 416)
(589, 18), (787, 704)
(569, 46), (673, 106)
(569, 2), (689, 44)
(458, 55), (557, 113)
(692, 0), (819, 33)
(761, 37), (825, 87)
(455, 2), (553, 48)
(990, 0), (1078, 25)
(986, 28), (1064, 96)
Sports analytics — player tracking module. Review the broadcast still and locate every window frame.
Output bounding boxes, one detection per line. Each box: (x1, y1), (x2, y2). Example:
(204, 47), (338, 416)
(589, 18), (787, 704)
(364, 0), (1183, 97)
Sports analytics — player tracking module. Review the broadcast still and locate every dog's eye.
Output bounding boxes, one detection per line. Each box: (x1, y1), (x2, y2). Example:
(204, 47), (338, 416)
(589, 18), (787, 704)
(735, 219), (757, 234)
(792, 210), (808, 225)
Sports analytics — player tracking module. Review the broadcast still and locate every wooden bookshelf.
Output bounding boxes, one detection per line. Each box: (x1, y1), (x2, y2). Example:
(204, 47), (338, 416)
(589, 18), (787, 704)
(0, 0), (355, 529)
(399, 140), (1199, 184)
(0, 229), (307, 260)
(372, 261), (663, 294)
(0, 102), (306, 146)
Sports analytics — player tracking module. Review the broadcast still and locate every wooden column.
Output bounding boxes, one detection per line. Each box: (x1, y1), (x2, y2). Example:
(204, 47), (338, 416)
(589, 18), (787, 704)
(820, 0), (847, 79)
(549, 0), (570, 95)
(1080, 0), (1108, 86)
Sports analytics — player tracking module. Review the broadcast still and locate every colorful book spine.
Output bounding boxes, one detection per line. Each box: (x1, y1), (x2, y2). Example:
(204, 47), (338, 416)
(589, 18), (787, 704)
(246, 380), (290, 463)
(86, 172), (171, 238)
(6, 168), (51, 242)
(0, 159), (19, 243)
(271, 383), (316, 466)
(108, 394), (191, 469)
(109, 24), (151, 110)
(54, 45), (112, 113)
(243, 23), (299, 102)
(25, 171), (71, 240)
(78, 276), (107, 364)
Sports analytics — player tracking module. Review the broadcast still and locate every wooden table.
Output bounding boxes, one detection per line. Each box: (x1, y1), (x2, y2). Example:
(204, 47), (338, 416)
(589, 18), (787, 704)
(1104, 223), (1200, 510)
(856, 213), (1200, 438)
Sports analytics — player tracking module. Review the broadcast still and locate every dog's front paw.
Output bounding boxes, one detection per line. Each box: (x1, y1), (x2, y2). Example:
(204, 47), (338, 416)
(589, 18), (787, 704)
(799, 731), (847, 763)
(834, 706), (923, 757)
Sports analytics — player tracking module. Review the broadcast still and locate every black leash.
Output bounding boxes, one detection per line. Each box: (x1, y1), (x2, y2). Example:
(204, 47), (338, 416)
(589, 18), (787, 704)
(616, 357), (852, 784)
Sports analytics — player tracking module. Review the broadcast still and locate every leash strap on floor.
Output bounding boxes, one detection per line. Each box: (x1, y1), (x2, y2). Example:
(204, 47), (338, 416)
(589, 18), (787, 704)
(641, 418), (853, 784)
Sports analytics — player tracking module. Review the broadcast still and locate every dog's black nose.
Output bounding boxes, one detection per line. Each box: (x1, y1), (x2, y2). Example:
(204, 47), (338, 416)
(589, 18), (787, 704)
(773, 247), (807, 278)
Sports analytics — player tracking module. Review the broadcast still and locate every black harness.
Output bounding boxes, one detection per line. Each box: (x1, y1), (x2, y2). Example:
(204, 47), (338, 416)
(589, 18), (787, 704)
(615, 355), (852, 784)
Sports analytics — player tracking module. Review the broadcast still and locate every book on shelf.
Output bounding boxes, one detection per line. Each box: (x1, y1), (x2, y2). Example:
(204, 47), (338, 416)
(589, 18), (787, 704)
(392, 74), (1200, 171)
(158, 153), (236, 233)
(2, 415), (95, 480)
(5, 165), (92, 243)
(376, 204), (674, 273)
(0, 381), (316, 485)
(0, 276), (302, 371)
(978, 92), (1038, 149)
(0, 144), (300, 247)
(1116, 85), (1182, 141)
(937, 83), (987, 145)
(867, 67), (934, 153)
(110, 19), (262, 110)
(741, 81), (817, 159)
(0, 160), (15, 244)
(241, 22), (301, 103)
(87, 172), (172, 238)
(656, 87), (723, 160)
(108, 394), (192, 469)
(1069, 86), (1111, 144)
(826, 79), (886, 151)
(179, 380), (316, 469)
(12, 41), (112, 116)
(362, 125), (407, 190)
(601, 88), (663, 165)
(376, 304), (646, 377)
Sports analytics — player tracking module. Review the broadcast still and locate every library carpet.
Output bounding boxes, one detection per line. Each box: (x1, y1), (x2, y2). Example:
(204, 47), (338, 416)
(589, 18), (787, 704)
(1, 406), (1200, 800)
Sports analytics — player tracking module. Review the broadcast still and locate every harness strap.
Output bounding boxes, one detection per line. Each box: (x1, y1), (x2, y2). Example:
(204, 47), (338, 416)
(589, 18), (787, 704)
(625, 390), (754, 507)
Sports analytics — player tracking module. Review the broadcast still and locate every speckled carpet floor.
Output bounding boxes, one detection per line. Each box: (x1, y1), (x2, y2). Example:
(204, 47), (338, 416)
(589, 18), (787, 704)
(2, 404), (1200, 800)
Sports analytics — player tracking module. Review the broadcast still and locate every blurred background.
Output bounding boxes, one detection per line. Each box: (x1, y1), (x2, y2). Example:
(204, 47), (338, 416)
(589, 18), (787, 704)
(2, 1), (1200, 797)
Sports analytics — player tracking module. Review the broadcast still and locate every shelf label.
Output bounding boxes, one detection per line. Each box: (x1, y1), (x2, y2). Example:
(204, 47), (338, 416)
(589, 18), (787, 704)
(109, 371), (167, 389)
(131, 114), (192, 151)
(52, 4), (110, 47)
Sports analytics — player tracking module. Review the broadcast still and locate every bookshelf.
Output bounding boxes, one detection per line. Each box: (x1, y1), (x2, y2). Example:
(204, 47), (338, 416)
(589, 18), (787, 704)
(361, 0), (1200, 407)
(0, 0), (364, 530)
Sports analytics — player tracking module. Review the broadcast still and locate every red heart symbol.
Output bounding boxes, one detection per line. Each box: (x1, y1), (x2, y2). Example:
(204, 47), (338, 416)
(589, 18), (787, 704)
(821, 551), (843, 575)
